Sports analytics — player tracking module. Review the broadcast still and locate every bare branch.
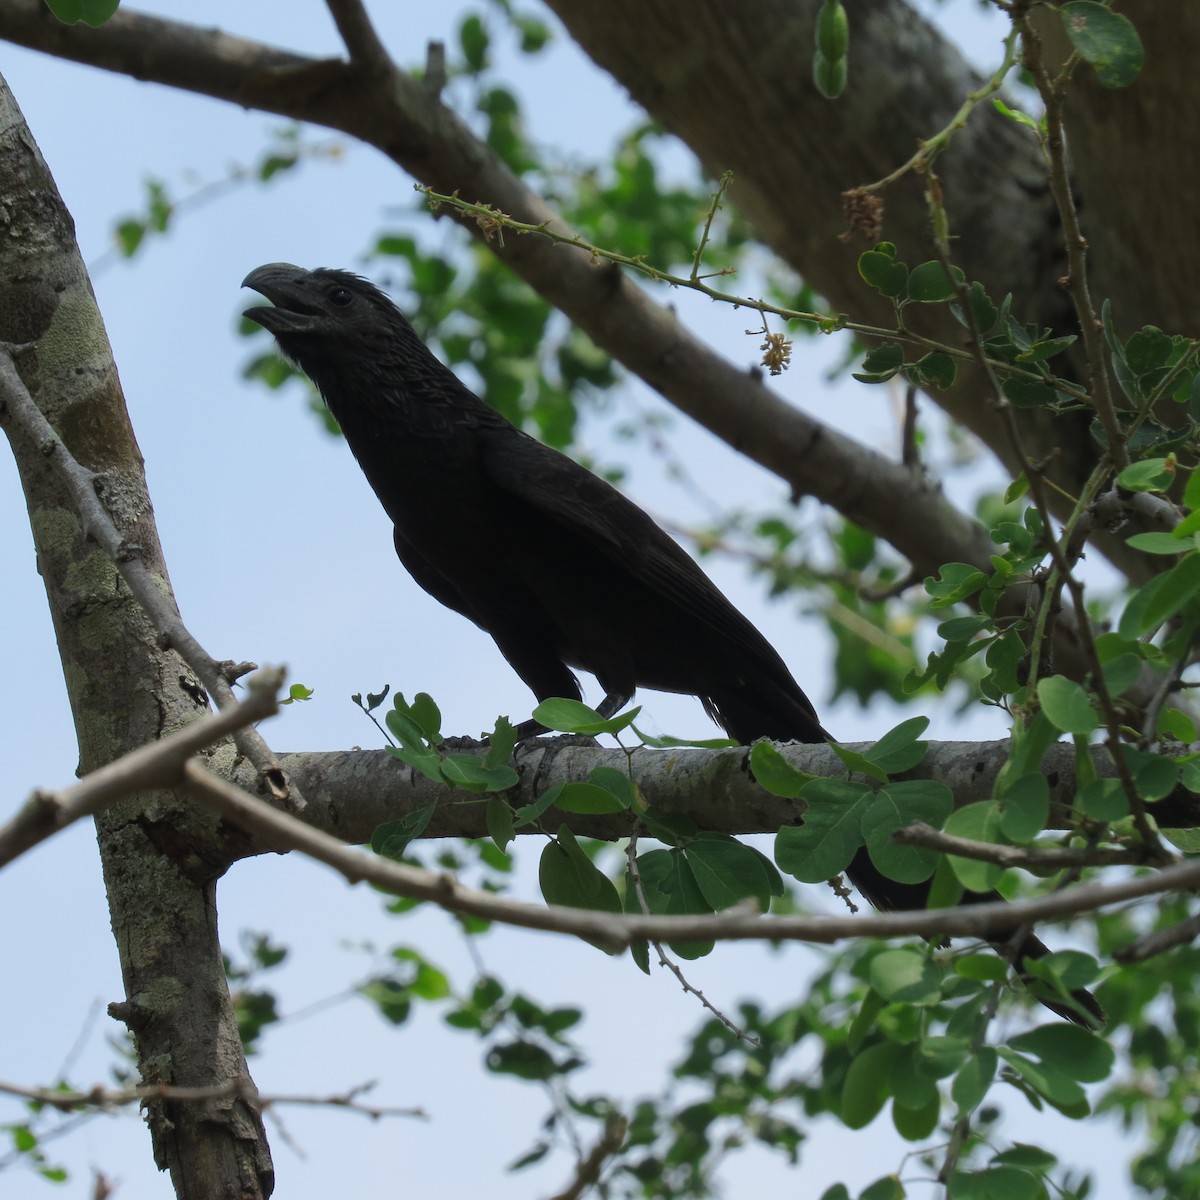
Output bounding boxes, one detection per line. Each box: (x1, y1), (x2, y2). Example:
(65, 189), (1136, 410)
(0, 349), (294, 805)
(324, 0), (392, 75)
(1115, 912), (1200, 966)
(892, 821), (1161, 870)
(546, 1115), (629, 1200)
(184, 757), (1200, 948)
(0, 668), (284, 869)
(0, 1076), (425, 1120)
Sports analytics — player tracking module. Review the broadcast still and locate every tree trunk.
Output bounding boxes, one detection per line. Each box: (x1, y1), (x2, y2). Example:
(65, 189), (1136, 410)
(0, 75), (273, 1198)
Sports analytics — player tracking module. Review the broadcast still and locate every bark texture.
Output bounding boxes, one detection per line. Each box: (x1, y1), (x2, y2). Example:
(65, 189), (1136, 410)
(0, 77), (273, 1198)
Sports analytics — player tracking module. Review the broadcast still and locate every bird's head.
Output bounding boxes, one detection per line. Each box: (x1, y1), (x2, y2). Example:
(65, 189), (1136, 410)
(242, 263), (412, 373)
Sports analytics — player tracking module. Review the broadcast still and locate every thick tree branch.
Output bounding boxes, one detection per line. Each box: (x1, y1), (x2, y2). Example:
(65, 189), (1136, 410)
(238, 738), (1200, 849)
(0, 668), (283, 870)
(186, 756), (1200, 948)
(0, 0), (993, 581)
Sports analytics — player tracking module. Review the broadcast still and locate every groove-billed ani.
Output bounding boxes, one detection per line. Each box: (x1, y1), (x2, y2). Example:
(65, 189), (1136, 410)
(243, 263), (1103, 1026)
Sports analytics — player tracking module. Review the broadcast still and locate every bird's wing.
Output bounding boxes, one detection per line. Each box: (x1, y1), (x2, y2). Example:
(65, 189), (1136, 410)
(479, 425), (792, 665)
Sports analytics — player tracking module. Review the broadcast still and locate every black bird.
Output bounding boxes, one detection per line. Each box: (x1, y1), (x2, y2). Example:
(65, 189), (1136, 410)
(242, 263), (1104, 1026)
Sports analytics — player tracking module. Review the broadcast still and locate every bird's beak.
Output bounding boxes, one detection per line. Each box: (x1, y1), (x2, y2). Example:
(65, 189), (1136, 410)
(242, 263), (321, 334)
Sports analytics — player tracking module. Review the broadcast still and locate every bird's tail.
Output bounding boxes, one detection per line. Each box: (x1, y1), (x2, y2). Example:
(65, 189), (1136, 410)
(715, 689), (1105, 1027)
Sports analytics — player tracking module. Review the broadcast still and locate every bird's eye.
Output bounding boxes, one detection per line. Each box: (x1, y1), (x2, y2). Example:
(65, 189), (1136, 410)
(329, 287), (353, 307)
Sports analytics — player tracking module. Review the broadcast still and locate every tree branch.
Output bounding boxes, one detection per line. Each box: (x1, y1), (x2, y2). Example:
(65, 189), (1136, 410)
(184, 756), (1200, 949)
(243, 737), (1200, 849)
(891, 821), (1162, 870)
(324, 0), (392, 76)
(0, 668), (283, 870)
(0, 1076), (425, 1120)
(0, 349), (294, 805)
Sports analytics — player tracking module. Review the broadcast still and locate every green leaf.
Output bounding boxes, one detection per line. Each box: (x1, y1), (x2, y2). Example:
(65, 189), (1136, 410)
(1117, 456), (1176, 493)
(1077, 777), (1129, 821)
(869, 948), (942, 1005)
(458, 12), (490, 72)
(1061, 2), (1144, 87)
(1001, 376), (1058, 409)
(892, 1089), (940, 1142)
(910, 351), (956, 390)
(906, 260), (965, 303)
(531, 697), (641, 735)
(385, 743), (444, 783)
(409, 692), (442, 742)
(775, 778), (872, 882)
(1007, 1023), (1114, 1084)
(44, 0), (119, 26)
(862, 780), (954, 884)
(1016, 334), (1077, 364)
(830, 741), (889, 782)
(484, 716), (518, 770)
(866, 716), (930, 774)
(539, 828), (622, 926)
(952, 1046), (997, 1113)
(925, 562), (988, 607)
(371, 802), (437, 860)
(859, 1179), (905, 1200)
(941, 802), (1005, 891)
(1119, 552), (1200, 638)
(631, 848), (714, 958)
(1125, 531), (1189, 555)
(947, 1166), (1047, 1200)
(551, 782), (628, 814)
(858, 247), (908, 298)
(512, 780), (565, 827)
(485, 795), (515, 852)
(749, 740), (812, 797)
(1125, 747), (1179, 801)
(441, 754), (519, 793)
(840, 1040), (899, 1128)
(997, 772), (1050, 842)
(685, 835), (781, 911)
(1036, 676), (1097, 736)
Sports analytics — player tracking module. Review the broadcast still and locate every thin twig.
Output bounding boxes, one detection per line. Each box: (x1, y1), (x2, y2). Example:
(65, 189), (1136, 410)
(0, 668), (284, 869)
(625, 837), (760, 1046)
(0, 1076), (425, 1120)
(1115, 911), (1200, 965)
(892, 821), (1159, 869)
(0, 350), (294, 805)
(545, 1115), (629, 1200)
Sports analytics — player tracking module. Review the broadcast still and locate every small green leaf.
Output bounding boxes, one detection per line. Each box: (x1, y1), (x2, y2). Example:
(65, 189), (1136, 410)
(45, 0), (120, 26)
(1117, 456), (1175, 493)
(1077, 778), (1129, 821)
(858, 247), (908, 298)
(866, 716), (930, 774)
(485, 795), (514, 852)
(840, 1040), (899, 1128)
(775, 778), (872, 883)
(942, 802), (1005, 891)
(749, 740), (812, 797)
(906, 260), (965, 303)
(869, 948), (942, 1005)
(531, 697), (641, 735)
(1061, 1), (1144, 87)
(459, 12), (490, 72)
(1119, 552), (1200, 638)
(998, 772), (1050, 842)
(539, 828), (622, 925)
(441, 754), (519, 793)
(371, 802), (437, 860)
(1126, 531), (1190, 555)
(863, 780), (954, 883)
(551, 782), (628, 814)
(1036, 676), (1097, 736)
(952, 1046), (997, 1113)
(1002, 377), (1058, 408)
